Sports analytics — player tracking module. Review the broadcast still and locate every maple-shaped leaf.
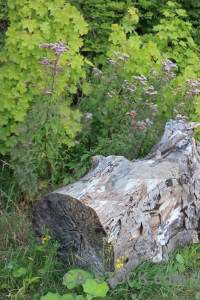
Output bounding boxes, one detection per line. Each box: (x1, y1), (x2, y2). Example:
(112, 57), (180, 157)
(21, 19), (37, 32)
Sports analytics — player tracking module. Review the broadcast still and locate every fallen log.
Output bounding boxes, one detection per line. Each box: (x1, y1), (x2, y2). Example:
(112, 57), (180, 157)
(33, 119), (200, 287)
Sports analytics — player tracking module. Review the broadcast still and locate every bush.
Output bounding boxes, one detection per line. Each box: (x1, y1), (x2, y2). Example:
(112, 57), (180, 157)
(65, 54), (199, 182)
(0, 0), (87, 155)
(9, 42), (84, 196)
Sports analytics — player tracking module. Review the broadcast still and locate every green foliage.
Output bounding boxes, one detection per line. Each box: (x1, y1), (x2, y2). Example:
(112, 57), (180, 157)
(0, 0), (87, 155)
(0, 0), (9, 49)
(178, 0), (200, 45)
(175, 254), (186, 272)
(42, 269), (109, 299)
(9, 42), (83, 196)
(153, 1), (200, 78)
(106, 6), (163, 77)
(41, 292), (75, 300)
(82, 278), (109, 299)
(63, 269), (91, 290)
(66, 0), (133, 64)
(135, 0), (166, 34)
(0, 209), (64, 300)
(12, 266), (27, 278)
(78, 62), (157, 160)
(65, 0), (200, 74)
(1, 0), (200, 196)
(68, 54), (198, 178)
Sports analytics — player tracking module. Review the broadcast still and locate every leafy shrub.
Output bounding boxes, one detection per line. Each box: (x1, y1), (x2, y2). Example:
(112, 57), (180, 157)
(10, 42), (83, 196)
(0, 0), (87, 155)
(135, 0), (166, 35)
(179, 0), (200, 46)
(1, 0), (200, 194)
(65, 53), (200, 181)
(79, 56), (159, 160)
(66, 0), (135, 64)
(0, 0), (9, 49)
(106, 8), (162, 76)
(153, 1), (200, 78)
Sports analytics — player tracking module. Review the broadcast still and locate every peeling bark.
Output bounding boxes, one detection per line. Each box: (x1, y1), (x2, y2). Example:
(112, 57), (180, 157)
(33, 120), (200, 287)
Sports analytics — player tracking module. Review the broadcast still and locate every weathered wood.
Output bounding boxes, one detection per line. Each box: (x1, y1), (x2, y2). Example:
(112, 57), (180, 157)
(33, 119), (200, 287)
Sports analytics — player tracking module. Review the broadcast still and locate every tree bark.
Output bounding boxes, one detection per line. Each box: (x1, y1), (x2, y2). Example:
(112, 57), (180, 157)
(33, 119), (200, 287)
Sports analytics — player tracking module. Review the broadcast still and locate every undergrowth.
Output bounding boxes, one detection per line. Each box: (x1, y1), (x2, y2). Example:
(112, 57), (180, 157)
(0, 201), (200, 300)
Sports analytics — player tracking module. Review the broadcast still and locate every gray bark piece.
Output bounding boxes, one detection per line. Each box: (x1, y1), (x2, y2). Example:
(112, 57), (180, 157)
(33, 119), (200, 288)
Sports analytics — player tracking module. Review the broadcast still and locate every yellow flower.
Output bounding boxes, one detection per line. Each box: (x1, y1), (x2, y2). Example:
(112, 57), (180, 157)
(116, 263), (123, 269)
(116, 255), (126, 269)
(116, 264), (120, 269)
(43, 237), (47, 241)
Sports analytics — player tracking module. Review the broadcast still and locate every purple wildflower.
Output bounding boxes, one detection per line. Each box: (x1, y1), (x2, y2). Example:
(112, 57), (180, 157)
(85, 113), (93, 120)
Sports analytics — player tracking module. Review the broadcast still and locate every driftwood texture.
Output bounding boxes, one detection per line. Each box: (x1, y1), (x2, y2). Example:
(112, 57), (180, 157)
(33, 120), (200, 287)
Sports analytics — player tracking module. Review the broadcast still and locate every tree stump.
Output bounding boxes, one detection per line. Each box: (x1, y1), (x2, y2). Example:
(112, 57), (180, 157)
(33, 120), (200, 287)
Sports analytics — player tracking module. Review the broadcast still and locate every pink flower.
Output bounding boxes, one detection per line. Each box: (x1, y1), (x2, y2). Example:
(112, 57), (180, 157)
(45, 91), (53, 95)
(39, 41), (70, 56)
(107, 59), (117, 65)
(175, 114), (189, 121)
(130, 110), (137, 118)
(85, 112), (93, 120)
(135, 121), (147, 132)
(146, 118), (153, 126)
(174, 109), (178, 115)
(122, 53), (130, 59)
(39, 57), (50, 66)
(75, 140), (79, 145)
(113, 51), (120, 57)
(178, 103), (184, 108)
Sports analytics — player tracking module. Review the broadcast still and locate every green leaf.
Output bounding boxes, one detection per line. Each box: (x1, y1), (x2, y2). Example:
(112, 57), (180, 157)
(178, 264), (185, 273)
(75, 296), (86, 300)
(41, 292), (75, 300)
(196, 292), (200, 300)
(84, 59), (94, 67)
(21, 19), (37, 32)
(63, 269), (92, 290)
(40, 22), (50, 35)
(80, 153), (91, 162)
(0, 284), (9, 290)
(167, 1), (176, 7)
(82, 82), (92, 95)
(82, 279), (109, 298)
(13, 267), (27, 278)
(176, 254), (184, 264)
(176, 9), (187, 17)
(61, 295), (75, 300)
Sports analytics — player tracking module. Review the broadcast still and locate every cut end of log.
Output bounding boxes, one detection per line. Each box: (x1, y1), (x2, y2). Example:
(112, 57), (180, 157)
(33, 193), (114, 271)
